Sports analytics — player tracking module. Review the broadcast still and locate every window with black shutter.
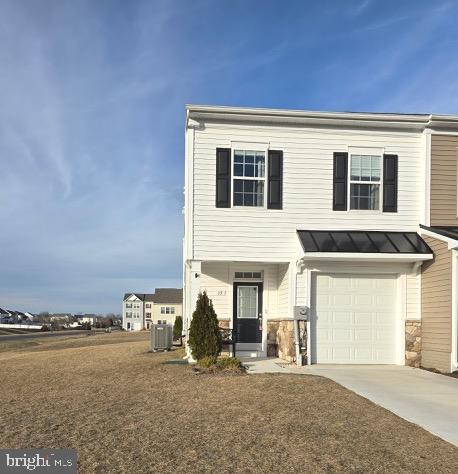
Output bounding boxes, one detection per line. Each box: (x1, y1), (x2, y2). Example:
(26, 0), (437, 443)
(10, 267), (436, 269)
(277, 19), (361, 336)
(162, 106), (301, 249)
(268, 150), (283, 209)
(383, 154), (398, 212)
(333, 152), (348, 211)
(215, 148), (231, 208)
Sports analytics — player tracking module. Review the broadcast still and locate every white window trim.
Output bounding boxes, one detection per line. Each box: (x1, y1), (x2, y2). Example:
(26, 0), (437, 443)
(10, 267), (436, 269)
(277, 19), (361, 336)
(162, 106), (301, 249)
(347, 153), (384, 213)
(233, 271), (264, 282)
(231, 147), (269, 208)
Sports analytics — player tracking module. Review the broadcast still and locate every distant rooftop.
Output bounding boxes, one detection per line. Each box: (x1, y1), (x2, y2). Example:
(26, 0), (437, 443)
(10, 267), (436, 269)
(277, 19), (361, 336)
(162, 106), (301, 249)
(152, 288), (182, 304)
(123, 288), (182, 304)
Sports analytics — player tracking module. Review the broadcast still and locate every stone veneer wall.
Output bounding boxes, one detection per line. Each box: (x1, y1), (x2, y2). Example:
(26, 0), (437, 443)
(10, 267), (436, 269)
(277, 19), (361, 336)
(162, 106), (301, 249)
(218, 319), (230, 329)
(218, 319), (231, 355)
(405, 320), (421, 367)
(267, 320), (296, 362)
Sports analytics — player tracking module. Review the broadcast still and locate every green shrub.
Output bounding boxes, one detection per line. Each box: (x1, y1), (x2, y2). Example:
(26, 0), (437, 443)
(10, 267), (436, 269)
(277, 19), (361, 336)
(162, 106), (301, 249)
(197, 356), (217, 368)
(216, 357), (243, 371)
(188, 291), (222, 360)
(173, 316), (183, 341)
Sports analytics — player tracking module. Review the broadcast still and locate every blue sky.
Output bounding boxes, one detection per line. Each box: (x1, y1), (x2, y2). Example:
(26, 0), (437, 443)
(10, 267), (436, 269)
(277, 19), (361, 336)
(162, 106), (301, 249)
(1, 0), (458, 314)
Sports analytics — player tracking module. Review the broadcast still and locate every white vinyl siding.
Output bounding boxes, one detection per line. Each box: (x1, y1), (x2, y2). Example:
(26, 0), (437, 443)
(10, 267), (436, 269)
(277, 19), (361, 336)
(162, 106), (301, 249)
(277, 264), (289, 318)
(191, 122), (423, 261)
(406, 271), (421, 320)
(199, 262), (285, 321)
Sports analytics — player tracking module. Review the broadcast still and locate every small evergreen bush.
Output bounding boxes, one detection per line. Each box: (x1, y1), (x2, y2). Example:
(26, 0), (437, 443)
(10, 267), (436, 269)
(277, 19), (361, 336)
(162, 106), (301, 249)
(173, 316), (183, 341)
(216, 357), (243, 371)
(188, 291), (222, 360)
(197, 356), (217, 368)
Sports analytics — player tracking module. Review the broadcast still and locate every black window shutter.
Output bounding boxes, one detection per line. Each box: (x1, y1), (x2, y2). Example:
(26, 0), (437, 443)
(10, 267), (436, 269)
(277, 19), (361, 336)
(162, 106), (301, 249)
(333, 152), (348, 211)
(268, 150), (283, 209)
(215, 148), (231, 208)
(383, 154), (398, 212)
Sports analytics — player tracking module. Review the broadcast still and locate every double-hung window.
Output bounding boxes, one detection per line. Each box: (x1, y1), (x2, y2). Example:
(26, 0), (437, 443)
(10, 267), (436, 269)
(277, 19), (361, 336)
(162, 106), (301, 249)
(233, 150), (266, 207)
(349, 154), (381, 210)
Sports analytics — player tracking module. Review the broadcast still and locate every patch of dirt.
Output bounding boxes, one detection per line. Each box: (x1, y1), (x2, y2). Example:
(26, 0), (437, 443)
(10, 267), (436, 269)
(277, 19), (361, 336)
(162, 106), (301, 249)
(421, 366), (458, 378)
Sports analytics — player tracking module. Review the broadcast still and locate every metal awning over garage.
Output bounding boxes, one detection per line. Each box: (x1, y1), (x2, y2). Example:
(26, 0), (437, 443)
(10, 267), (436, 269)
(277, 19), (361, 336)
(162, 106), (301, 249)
(297, 230), (433, 263)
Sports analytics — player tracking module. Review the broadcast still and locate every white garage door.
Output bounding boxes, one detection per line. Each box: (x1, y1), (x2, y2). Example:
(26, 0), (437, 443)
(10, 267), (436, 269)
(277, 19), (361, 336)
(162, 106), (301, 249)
(312, 274), (397, 364)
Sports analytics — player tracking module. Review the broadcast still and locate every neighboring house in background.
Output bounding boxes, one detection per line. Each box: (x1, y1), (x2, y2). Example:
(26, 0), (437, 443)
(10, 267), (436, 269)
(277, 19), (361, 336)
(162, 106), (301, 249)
(183, 105), (458, 370)
(122, 289), (183, 331)
(6, 311), (20, 323)
(0, 308), (11, 323)
(150, 288), (183, 326)
(122, 293), (150, 331)
(75, 314), (97, 325)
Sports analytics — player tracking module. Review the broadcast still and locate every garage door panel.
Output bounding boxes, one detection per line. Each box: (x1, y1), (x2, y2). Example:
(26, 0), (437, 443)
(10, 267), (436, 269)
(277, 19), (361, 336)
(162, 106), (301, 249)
(333, 328), (352, 341)
(331, 346), (352, 360)
(332, 311), (352, 325)
(317, 294), (331, 306)
(332, 294), (352, 306)
(354, 328), (371, 341)
(312, 273), (397, 364)
(333, 278), (352, 290)
(354, 294), (373, 306)
(317, 328), (332, 343)
(377, 294), (394, 305)
(375, 328), (394, 340)
(353, 312), (373, 324)
(354, 346), (372, 360)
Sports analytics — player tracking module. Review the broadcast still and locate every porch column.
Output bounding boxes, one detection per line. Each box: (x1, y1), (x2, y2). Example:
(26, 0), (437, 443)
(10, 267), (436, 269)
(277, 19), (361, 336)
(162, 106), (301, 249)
(186, 260), (201, 359)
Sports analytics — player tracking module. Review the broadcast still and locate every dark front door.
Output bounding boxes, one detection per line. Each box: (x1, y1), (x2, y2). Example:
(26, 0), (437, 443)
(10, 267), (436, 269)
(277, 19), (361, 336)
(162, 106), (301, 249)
(233, 282), (263, 345)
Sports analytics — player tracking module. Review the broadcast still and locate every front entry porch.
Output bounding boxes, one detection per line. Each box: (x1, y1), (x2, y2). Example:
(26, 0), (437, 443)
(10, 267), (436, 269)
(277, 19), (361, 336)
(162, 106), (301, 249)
(185, 259), (304, 360)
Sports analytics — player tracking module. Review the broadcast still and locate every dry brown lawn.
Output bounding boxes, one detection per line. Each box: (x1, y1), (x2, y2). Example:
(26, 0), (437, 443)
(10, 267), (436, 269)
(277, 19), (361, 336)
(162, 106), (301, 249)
(1, 332), (457, 473)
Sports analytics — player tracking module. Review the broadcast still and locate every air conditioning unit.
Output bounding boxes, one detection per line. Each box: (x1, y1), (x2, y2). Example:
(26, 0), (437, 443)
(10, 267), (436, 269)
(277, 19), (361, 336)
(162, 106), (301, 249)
(151, 324), (173, 351)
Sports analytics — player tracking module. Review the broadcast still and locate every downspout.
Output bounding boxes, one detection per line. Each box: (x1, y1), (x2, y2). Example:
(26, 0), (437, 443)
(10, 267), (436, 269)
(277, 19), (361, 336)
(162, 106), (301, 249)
(452, 250), (458, 372)
(294, 258), (307, 367)
(294, 318), (301, 366)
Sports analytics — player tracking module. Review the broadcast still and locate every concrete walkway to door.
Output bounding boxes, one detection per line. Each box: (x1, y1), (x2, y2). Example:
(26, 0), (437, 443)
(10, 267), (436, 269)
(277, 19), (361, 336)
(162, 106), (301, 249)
(242, 359), (458, 446)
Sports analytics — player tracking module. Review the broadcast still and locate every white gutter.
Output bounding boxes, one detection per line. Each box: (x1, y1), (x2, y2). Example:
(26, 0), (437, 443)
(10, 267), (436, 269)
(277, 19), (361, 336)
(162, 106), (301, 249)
(300, 252), (433, 263)
(187, 105), (458, 132)
(186, 104), (430, 123)
(419, 228), (458, 250)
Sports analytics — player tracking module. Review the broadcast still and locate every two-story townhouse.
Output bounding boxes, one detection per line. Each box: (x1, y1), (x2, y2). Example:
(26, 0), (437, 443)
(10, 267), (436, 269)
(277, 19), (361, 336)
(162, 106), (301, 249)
(123, 289), (183, 330)
(122, 293), (149, 330)
(182, 105), (458, 368)
(418, 127), (458, 372)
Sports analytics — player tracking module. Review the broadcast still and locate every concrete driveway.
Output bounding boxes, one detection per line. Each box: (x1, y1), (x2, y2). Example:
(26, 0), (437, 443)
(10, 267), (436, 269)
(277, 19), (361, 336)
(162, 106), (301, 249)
(243, 359), (458, 446)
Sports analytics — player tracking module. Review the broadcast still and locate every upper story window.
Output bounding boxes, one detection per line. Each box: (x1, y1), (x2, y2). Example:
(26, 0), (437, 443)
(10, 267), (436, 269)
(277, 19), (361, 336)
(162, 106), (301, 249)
(233, 150), (266, 207)
(146, 304), (151, 308)
(125, 303), (132, 309)
(349, 155), (381, 210)
(160, 306), (176, 314)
